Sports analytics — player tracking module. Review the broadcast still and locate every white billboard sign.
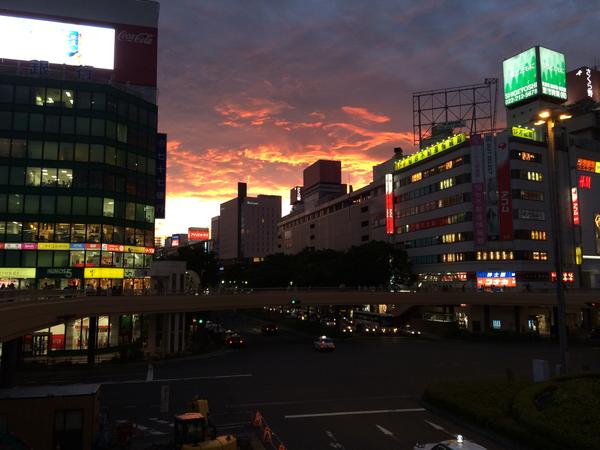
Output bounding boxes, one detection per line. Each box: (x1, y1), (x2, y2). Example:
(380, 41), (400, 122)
(0, 15), (115, 70)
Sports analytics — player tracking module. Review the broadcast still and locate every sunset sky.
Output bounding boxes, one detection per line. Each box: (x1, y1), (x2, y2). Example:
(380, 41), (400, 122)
(154, 0), (600, 238)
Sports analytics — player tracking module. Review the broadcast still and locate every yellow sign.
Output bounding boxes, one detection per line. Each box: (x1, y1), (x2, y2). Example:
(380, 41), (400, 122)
(394, 133), (466, 171)
(124, 246), (146, 254)
(84, 268), (125, 279)
(512, 126), (537, 141)
(0, 268), (36, 278)
(37, 243), (70, 250)
(575, 246), (583, 265)
(596, 162), (600, 174)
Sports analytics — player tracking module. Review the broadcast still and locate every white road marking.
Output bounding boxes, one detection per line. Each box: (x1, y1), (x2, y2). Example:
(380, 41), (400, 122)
(424, 419), (455, 437)
(135, 425), (148, 431)
(376, 424), (394, 436)
(151, 419), (170, 424)
(285, 407), (425, 419)
(146, 363), (154, 382)
(148, 430), (166, 435)
(148, 417), (158, 421)
(103, 373), (253, 385)
(228, 394), (414, 408)
(325, 430), (345, 449)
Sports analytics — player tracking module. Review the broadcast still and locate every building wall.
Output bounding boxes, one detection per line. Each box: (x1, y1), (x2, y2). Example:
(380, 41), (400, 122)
(279, 181), (387, 254)
(241, 195), (281, 259)
(218, 198), (238, 260)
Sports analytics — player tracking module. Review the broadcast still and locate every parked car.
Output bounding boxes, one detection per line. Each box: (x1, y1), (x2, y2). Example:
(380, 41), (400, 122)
(261, 324), (279, 335)
(225, 334), (246, 348)
(313, 336), (335, 352)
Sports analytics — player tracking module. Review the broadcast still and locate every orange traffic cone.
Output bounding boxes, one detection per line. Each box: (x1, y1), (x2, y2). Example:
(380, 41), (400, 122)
(262, 426), (272, 444)
(252, 411), (262, 427)
(278, 444), (286, 450)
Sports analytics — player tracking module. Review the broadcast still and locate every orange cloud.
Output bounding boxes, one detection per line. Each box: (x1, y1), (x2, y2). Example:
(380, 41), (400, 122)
(215, 96), (291, 127)
(341, 106), (390, 123)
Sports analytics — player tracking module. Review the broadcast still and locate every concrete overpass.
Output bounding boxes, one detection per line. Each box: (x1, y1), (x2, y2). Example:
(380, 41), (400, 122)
(1, 288), (598, 342)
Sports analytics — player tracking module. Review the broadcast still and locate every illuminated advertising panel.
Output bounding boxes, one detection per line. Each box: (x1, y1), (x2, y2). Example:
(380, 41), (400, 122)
(476, 271), (516, 288)
(567, 66), (600, 104)
(551, 272), (575, 283)
(503, 47), (538, 106)
(571, 187), (580, 225)
(84, 268), (124, 279)
(539, 47), (567, 101)
(188, 228), (209, 242)
(171, 235), (180, 247)
(0, 268), (36, 279)
(0, 15), (115, 69)
(496, 134), (513, 240)
(385, 174), (394, 234)
(511, 126), (537, 141)
(394, 133), (466, 171)
(595, 213), (600, 255)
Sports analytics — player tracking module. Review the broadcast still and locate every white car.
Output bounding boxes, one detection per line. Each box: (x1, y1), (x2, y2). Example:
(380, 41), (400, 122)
(313, 336), (335, 351)
(414, 437), (487, 450)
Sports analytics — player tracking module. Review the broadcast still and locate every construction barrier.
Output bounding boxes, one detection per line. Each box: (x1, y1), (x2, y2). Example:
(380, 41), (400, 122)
(252, 410), (286, 450)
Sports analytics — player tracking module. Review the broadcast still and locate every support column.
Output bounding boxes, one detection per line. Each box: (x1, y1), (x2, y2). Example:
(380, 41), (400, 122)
(173, 313), (180, 353)
(514, 306), (521, 333)
(483, 305), (491, 332)
(0, 339), (20, 388)
(87, 316), (98, 365)
(145, 314), (158, 357)
(180, 313), (186, 353)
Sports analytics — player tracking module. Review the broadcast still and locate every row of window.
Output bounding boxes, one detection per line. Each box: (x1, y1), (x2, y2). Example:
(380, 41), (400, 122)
(403, 229), (548, 248)
(0, 222), (153, 246)
(516, 209), (546, 221)
(395, 174), (471, 202)
(0, 139), (156, 175)
(0, 195), (154, 222)
(0, 166), (72, 187)
(514, 189), (544, 201)
(396, 212), (472, 234)
(511, 150), (542, 163)
(0, 170), (155, 202)
(398, 156), (468, 187)
(0, 250), (152, 269)
(0, 84), (157, 127)
(396, 193), (470, 218)
(511, 169), (544, 182)
(402, 232), (472, 249)
(412, 250), (549, 265)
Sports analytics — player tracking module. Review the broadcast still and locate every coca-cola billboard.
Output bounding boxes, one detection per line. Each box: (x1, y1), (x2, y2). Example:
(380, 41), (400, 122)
(114, 23), (157, 87)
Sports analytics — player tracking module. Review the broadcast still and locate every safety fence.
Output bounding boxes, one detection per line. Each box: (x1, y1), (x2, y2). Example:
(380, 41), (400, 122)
(252, 410), (287, 450)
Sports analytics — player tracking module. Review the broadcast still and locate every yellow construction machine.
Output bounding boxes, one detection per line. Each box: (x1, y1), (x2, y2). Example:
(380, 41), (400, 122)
(173, 399), (238, 450)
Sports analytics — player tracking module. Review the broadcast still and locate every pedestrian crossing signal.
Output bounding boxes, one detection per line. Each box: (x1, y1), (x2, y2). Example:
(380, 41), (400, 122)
(290, 297), (300, 305)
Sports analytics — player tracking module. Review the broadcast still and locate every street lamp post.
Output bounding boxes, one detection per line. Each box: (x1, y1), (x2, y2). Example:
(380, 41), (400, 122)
(536, 110), (572, 375)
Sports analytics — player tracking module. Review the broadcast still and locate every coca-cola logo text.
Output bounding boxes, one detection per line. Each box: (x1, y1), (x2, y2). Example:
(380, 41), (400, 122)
(118, 31), (154, 45)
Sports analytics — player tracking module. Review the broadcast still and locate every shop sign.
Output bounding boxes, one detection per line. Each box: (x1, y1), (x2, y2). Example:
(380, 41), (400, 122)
(0, 268), (36, 278)
(38, 243), (70, 250)
(103, 244), (125, 252)
(125, 268), (149, 278)
(4, 243), (22, 250)
(69, 243), (86, 250)
(511, 126), (537, 141)
(84, 268), (125, 279)
(144, 247), (155, 254)
(22, 243), (37, 250)
(38, 268), (84, 279)
(394, 133), (467, 171)
(124, 245), (146, 253)
(85, 243), (102, 250)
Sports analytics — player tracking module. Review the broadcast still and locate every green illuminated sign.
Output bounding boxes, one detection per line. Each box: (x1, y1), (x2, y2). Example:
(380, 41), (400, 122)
(503, 47), (538, 106)
(540, 47), (567, 101)
(512, 126), (537, 141)
(394, 133), (467, 171)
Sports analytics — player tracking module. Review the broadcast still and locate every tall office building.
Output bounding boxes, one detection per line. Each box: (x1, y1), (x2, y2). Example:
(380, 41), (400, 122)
(0, 0), (161, 292)
(216, 182), (281, 262)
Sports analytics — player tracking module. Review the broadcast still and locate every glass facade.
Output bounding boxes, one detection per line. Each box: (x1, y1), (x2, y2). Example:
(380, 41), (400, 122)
(0, 75), (157, 291)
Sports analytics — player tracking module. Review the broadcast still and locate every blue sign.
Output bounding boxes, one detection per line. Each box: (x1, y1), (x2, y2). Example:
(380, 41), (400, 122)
(155, 133), (167, 219)
(69, 243), (86, 250)
(476, 272), (516, 278)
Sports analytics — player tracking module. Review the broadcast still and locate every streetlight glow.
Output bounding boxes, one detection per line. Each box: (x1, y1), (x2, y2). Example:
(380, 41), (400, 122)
(534, 119), (546, 126)
(559, 113), (572, 120)
(538, 110), (551, 119)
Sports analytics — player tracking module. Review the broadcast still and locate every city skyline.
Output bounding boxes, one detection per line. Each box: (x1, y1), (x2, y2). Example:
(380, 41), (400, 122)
(154, 0), (599, 237)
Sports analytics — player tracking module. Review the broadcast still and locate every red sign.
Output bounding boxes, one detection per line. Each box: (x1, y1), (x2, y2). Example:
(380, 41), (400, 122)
(385, 174), (394, 234)
(113, 23), (158, 87)
(496, 135), (513, 240)
(579, 175), (592, 189)
(551, 272), (575, 283)
(571, 187), (580, 225)
(188, 228), (210, 241)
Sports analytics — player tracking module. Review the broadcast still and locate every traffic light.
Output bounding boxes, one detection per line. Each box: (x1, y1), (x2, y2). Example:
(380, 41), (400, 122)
(290, 297), (301, 306)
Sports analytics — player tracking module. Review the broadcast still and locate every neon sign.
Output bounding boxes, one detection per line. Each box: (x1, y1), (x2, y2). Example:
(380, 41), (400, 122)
(512, 126), (537, 141)
(385, 174), (394, 234)
(571, 187), (580, 225)
(579, 175), (592, 189)
(394, 133), (466, 171)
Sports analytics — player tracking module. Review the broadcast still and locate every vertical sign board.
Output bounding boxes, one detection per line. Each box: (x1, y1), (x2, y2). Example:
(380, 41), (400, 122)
(539, 47), (567, 102)
(503, 46), (567, 107)
(385, 174), (394, 235)
(496, 133), (513, 240)
(155, 133), (167, 219)
(571, 187), (580, 225)
(470, 135), (486, 245)
(503, 47), (538, 106)
(484, 135), (499, 240)
(595, 213), (600, 255)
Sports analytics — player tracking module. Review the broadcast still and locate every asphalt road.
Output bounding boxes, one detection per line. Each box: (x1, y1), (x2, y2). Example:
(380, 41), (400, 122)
(94, 315), (600, 450)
